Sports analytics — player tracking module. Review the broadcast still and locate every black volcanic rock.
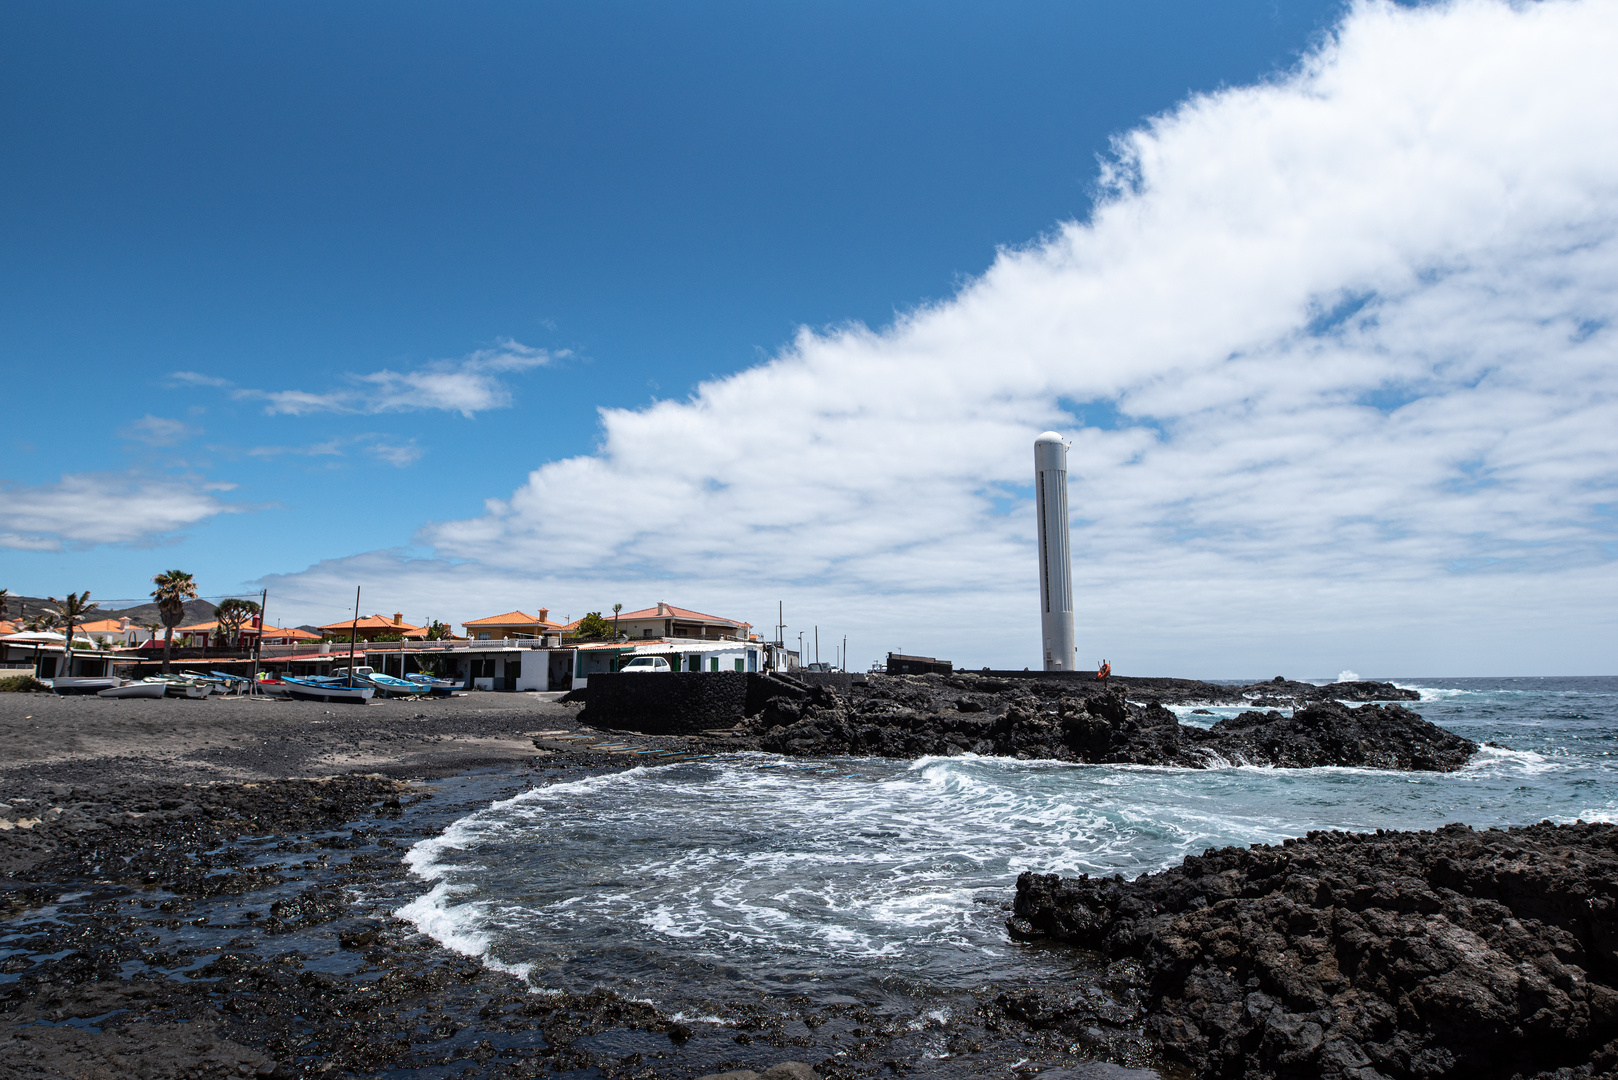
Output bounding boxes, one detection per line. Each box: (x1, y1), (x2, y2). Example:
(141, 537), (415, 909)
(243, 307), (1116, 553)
(745, 676), (1472, 772)
(1202, 701), (1476, 771)
(1007, 821), (1618, 1080)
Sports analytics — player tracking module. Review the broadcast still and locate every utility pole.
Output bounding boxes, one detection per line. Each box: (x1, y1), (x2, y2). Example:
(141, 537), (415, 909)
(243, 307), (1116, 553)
(843, 634), (847, 672)
(797, 631), (803, 670)
(346, 587), (361, 687)
(814, 625), (819, 667)
(251, 588), (267, 694)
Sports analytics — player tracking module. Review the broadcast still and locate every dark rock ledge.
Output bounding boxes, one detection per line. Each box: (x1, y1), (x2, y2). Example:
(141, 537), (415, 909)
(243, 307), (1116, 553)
(1007, 821), (1618, 1080)
(741, 674), (1473, 771)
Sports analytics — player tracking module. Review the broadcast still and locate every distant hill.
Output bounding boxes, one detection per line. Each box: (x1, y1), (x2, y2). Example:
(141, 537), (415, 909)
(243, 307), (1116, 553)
(1, 593), (219, 627)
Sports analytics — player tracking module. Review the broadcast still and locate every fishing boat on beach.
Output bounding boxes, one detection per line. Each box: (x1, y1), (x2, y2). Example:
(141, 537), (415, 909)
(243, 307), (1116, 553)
(50, 676), (122, 695)
(405, 672), (461, 695)
(367, 672), (431, 696)
(281, 676), (375, 704)
(96, 680), (168, 699)
(331, 666), (430, 697)
(254, 677), (290, 697)
(142, 675), (214, 698)
(205, 671), (253, 693)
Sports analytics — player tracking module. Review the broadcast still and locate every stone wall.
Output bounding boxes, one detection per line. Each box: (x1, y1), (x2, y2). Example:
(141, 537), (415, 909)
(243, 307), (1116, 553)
(583, 672), (750, 734)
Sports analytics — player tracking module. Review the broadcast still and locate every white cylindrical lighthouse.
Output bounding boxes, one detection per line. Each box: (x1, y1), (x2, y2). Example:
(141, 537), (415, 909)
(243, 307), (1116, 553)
(1034, 431), (1076, 671)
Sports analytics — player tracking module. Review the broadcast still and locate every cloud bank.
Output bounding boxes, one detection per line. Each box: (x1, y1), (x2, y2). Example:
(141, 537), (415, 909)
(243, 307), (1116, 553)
(265, 0), (1618, 675)
(0, 473), (238, 551)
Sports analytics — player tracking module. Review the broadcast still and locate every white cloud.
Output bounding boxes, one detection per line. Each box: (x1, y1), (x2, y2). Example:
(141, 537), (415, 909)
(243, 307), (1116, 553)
(0, 473), (239, 550)
(170, 371), (231, 388)
(119, 415), (200, 446)
(238, 433), (424, 467)
(179, 340), (560, 418)
(263, 0), (1618, 675)
(366, 440), (424, 468)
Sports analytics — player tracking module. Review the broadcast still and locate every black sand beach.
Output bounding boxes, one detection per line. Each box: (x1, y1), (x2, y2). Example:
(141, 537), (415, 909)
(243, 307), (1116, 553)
(0, 690), (1159, 1080)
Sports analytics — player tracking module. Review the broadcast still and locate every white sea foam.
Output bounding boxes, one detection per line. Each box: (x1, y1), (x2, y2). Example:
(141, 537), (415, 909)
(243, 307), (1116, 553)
(1463, 742), (1559, 777)
(1394, 683), (1473, 703)
(395, 721), (1616, 998)
(1336, 670), (1361, 683)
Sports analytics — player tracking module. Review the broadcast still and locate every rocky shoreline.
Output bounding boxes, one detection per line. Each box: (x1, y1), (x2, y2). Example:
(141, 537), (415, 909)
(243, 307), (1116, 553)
(0, 676), (1534, 1079)
(1009, 821), (1618, 1080)
(0, 767), (1157, 1080)
(728, 674), (1472, 772)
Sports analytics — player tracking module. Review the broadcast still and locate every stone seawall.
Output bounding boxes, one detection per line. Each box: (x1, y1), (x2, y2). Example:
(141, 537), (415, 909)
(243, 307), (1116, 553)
(583, 672), (751, 734)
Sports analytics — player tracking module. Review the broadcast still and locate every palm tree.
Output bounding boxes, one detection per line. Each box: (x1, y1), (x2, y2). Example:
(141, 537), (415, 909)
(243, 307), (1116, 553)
(612, 602), (623, 640)
(48, 591), (99, 677)
(213, 598), (261, 649)
(151, 569), (198, 674)
(0, 588), (10, 624)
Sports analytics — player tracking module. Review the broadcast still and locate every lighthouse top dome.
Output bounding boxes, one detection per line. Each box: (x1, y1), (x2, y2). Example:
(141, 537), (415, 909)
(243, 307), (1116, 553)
(1034, 431), (1064, 444)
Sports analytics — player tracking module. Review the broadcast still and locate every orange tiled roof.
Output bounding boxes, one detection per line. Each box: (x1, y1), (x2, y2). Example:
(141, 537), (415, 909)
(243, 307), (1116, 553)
(74, 618), (130, 633)
(174, 619), (319, 640)
(316, 613), (425, 632)
(560, 604), (750, 632)
(175, 619), (222, 633)
(462, 610), (566, 629)
(261, 624), (320, 640)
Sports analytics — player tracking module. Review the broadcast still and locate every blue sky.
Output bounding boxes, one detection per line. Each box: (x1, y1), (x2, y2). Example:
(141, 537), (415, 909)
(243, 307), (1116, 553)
(4, 1), (1616, 674)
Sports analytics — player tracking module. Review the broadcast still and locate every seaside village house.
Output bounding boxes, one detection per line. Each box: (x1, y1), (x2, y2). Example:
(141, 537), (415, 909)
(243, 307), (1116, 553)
(73, 617), (154, 648)
(560, 602), (771, 687)
(315, 612), (430, 643)
(169, 620), (321, 650)
(372, 601), (782, 692)
(243, 601), (793, 691)
(0, 617), (155, 679)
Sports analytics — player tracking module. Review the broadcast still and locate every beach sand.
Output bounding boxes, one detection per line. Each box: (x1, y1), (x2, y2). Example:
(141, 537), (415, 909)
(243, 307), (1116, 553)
(0, 689), (584, 793)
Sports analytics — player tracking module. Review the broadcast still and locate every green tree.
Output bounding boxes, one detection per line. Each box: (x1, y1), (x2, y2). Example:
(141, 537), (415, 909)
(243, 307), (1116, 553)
(0, 588), (10, 623)
(574, 612), (614, 640)
(425, 619), (453, 640)
(48, 591), (99, 676)
(151, 569), (198, 673)
(213, 598), (262, 648)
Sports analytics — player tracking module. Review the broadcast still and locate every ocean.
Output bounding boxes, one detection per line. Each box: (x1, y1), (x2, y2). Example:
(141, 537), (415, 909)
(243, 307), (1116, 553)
(397, 676), (1618, 1014)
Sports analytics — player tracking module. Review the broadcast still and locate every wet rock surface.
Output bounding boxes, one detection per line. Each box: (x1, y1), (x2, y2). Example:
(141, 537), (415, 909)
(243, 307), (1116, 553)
(0, 768), (1166, 1079)
(736, 674), (1469, 772)
(1008, 821), (1618, 1080)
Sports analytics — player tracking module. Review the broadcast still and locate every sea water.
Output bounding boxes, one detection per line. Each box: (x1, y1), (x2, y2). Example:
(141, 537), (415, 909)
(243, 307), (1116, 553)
(397, 677), (1618, 1009)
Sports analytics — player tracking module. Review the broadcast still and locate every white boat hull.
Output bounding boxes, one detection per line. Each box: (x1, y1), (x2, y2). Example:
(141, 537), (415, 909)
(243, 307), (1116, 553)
(97, 681), (169, 699)
(52, 677), (121, 695)
(284, 683), (375, 704)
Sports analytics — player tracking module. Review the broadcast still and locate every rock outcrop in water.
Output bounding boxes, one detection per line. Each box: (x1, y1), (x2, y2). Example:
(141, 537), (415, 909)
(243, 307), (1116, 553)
(1007, 821), (1618, 1080)
(741, 674), (1472, 772)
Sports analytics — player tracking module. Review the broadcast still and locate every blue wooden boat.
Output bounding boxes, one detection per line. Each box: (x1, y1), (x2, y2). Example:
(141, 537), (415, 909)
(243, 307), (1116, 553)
(281, 676), (375, 704)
